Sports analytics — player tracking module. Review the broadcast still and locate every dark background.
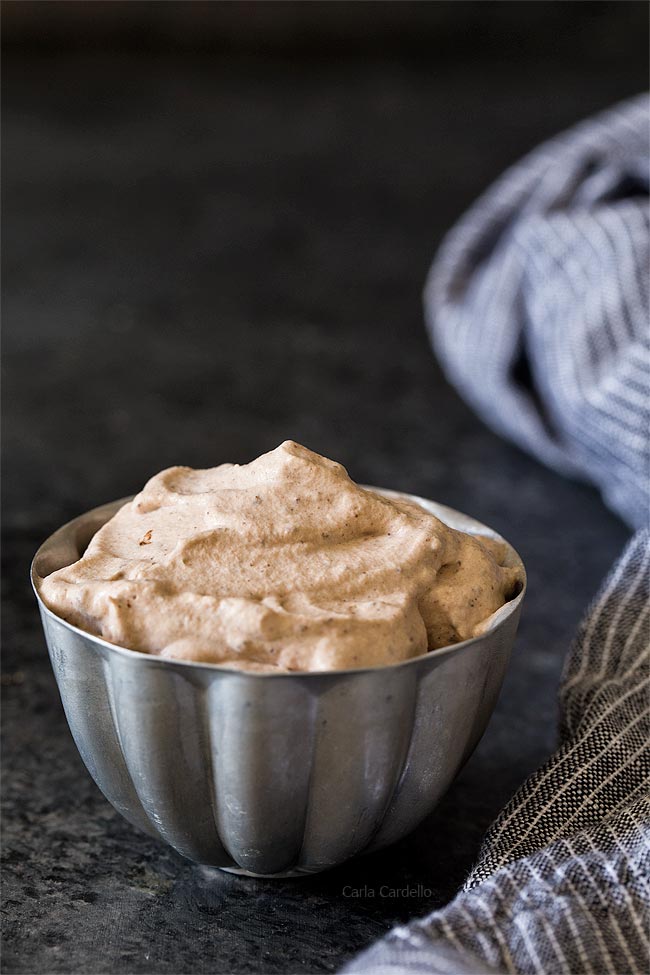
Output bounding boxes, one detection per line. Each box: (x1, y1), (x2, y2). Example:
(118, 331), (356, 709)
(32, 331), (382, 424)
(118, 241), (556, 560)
(2, 3), (647, 973)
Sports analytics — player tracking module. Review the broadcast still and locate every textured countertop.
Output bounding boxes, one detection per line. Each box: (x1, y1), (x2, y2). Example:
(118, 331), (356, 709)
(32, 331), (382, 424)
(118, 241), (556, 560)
(2, 46), (642, 974)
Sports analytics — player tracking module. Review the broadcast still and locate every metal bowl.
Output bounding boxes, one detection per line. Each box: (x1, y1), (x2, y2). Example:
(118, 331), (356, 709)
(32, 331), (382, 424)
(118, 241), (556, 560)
(31, 489), (525, 877)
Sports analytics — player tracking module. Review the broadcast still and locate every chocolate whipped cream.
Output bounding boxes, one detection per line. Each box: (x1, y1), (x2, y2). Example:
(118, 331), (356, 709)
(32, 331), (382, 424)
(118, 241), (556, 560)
(39, 442), (522, 672)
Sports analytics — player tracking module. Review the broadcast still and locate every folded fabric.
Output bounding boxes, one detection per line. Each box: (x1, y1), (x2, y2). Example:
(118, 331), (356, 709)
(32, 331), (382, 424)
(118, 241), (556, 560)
(343, 95), (650, 975)
(426, 94), (649, 530)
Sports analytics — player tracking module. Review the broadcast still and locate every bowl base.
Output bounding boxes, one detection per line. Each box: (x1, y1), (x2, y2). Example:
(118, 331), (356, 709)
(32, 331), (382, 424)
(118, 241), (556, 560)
(201, 864), (320, 880)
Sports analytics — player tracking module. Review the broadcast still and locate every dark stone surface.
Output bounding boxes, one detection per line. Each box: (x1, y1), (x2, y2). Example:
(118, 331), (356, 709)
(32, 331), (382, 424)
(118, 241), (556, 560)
(2, 40), (642, 974)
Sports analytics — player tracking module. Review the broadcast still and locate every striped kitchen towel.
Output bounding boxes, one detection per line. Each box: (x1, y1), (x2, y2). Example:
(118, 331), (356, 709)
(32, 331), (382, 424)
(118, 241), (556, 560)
(343, 95), (650, 975)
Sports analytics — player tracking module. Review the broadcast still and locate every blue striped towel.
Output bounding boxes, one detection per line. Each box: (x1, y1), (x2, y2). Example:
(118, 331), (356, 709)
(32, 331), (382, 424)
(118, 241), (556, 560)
(343, 95), (649, 975)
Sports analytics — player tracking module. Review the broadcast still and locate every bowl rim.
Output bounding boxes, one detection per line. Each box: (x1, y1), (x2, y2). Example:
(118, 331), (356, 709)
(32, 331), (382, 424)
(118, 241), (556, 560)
(31, 488), (526, 680)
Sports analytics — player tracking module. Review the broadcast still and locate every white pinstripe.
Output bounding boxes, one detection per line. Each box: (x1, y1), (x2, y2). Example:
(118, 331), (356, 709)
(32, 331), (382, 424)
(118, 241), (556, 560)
(582, 832), (646, 975)
(595, 547), (650, 682)
(472, 891), (517, 974)
(560, 837), (639, 975)
(490, 669), (649, 849)
(522, 699), (649, 843)
(563, 551), (642, 692)
(620, 604), (650, 670)
(512, 913), (548, 975)
(605, 827), (650, 953)
(526, 856), (598, 975)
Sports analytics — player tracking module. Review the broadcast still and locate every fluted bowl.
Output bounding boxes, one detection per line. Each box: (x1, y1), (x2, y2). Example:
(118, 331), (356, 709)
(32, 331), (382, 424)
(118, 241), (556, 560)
(31, 489), (525, 877)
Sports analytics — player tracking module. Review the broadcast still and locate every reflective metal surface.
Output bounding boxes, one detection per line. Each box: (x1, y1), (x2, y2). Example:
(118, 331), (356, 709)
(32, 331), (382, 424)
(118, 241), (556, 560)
(32, 491), (525, 877)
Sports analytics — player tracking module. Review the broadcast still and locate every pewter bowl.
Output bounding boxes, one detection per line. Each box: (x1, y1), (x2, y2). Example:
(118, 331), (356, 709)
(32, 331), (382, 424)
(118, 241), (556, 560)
(31, 490), (525, 877)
